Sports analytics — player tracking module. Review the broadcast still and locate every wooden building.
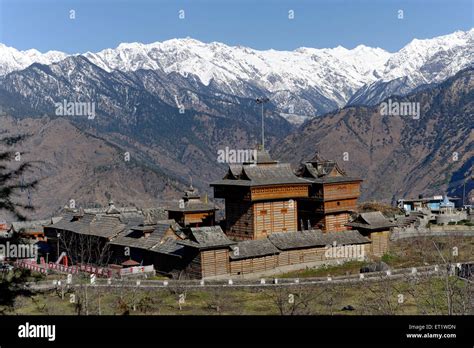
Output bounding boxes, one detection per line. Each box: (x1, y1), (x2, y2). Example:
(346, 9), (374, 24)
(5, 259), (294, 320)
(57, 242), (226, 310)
(178, 226), (236, 278)
(296, 153), (362, 232)
(166, 186), (217, 228)
(109, 219), (187, 275)
(211, 149), (310, 240)
(229, 238), (280, 276)
(10, 220), (53, 242)
(346, 211), (397, 257)
(228, 229), (370, 278)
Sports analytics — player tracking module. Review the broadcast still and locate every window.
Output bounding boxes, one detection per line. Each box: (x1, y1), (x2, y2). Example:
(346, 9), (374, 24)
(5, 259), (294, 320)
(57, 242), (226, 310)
(260, 210), (267, 215)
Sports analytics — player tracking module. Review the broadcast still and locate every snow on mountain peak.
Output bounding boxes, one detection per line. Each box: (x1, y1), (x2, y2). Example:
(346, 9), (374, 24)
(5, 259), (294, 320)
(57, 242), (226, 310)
(0, 29), (472, 118)
(0, 44), (68, 76)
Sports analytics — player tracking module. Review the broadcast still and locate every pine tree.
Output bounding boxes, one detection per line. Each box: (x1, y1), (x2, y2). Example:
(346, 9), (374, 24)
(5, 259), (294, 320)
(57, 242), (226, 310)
(0, 135), (38, 220)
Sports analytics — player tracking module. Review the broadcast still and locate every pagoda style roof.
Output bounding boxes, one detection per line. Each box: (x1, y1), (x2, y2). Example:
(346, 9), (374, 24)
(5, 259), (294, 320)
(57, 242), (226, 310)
(166, 185), (217, 213)
(346, 211), (397, 231)
(212, 150), (310, 188)
(297, 161), (361, 184)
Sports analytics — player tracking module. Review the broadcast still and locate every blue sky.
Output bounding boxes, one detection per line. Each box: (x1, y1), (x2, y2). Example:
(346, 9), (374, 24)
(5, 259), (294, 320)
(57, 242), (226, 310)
(0, 0), (472, 53)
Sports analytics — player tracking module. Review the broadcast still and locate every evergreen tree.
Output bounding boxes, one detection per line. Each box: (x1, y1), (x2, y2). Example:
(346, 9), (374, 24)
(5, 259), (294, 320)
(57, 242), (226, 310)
(0, 135), (38, 220)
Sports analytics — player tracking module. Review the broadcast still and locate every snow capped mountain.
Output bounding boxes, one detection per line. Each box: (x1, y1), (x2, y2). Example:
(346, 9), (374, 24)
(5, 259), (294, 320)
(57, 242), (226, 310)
(0, 29), (472, 122)
(83, 39), (390, 107)
(349, 29), (474, 105)
(0, 43), (68, 76)
(382, 29), (474, 82)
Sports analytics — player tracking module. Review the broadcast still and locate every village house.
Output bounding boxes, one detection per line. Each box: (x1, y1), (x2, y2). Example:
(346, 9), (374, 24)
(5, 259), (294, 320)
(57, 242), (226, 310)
(397, 195), (461, 212)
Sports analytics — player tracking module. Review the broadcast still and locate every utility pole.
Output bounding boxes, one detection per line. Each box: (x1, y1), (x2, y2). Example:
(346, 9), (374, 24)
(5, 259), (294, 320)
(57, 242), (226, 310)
(255, 97), (270, 150)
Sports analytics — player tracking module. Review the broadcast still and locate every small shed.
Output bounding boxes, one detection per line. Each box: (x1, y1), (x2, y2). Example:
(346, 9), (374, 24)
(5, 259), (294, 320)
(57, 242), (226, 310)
(178, 226), (236, 278)
(345, 211), (396, 257)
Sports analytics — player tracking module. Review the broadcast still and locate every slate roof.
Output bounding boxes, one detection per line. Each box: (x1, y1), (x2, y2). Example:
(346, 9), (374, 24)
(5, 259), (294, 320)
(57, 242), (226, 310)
(177, 226), (236, 250)
(251, 149), (277, 164)
(212, 161), (311, 188)
(322, 230), (371, 245)
(48, 212), (126, 239)
(268, 229), (370, 251)
(11, 219), (60, 233)
(151, 238), (186, 257)
(346, 211), (397, 230)
(109, 219), (185, 255)
(268, 230), (327, 250)
(298, 162), (362, 184)
(110, 230), (163, 250)
(166, 201), (217, 213)
(229, 238), (280, 260)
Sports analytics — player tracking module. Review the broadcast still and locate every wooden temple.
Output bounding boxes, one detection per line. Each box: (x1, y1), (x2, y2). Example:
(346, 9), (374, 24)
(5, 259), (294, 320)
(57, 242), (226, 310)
(295, 153), (362, 232)
(211, 149), (310, 240)
(212, 149), (363, 238)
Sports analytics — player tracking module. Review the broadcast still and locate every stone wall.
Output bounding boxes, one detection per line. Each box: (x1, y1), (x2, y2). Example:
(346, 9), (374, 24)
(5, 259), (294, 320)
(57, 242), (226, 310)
(391, 226), (474, 240)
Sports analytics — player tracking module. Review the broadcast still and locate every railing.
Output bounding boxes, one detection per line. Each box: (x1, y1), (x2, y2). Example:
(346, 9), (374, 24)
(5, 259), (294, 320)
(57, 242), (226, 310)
(27, 262), (473, 290)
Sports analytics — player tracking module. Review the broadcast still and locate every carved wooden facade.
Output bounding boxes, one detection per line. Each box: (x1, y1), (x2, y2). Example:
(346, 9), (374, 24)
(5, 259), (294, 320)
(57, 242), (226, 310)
(296, 157), (362, 232)
(218, 184), (307, 240)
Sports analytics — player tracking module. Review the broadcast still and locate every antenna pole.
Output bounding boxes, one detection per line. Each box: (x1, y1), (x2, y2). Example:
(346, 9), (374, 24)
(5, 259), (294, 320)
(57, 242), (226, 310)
(255, 97), (269, 150)
(261, 102), (264, 149)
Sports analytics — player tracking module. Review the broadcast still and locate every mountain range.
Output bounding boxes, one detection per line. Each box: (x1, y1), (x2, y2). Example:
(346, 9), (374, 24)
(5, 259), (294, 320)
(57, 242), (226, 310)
(275, 67), (474, 204)
(1, 29), (472, 124)
(0, 29), (472, 219)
